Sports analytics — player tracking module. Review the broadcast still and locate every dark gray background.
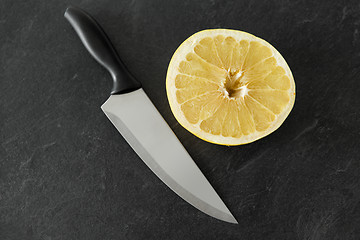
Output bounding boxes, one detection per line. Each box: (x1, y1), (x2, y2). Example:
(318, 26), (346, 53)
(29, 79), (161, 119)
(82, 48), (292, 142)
(1, 0), (360, 239)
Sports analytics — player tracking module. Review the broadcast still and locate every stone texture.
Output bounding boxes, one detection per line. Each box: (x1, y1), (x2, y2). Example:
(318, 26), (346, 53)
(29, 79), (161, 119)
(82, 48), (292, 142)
(1, 0), (360, 239)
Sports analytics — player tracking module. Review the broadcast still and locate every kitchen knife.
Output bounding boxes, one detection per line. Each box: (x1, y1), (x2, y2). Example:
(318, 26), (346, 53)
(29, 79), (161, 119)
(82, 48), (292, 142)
(64, 6), (237, 224)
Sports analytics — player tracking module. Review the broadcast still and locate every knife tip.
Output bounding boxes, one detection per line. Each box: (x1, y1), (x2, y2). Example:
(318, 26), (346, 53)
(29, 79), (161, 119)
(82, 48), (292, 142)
(227, 214), (238, 224)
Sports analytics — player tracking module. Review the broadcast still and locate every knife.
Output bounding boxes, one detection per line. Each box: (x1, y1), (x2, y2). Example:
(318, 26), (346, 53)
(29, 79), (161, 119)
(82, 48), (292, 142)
(64, 6), (237, 224)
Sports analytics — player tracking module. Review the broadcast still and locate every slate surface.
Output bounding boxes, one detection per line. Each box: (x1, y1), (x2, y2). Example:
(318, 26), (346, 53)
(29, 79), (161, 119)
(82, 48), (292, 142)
(1, 0), (360, 239)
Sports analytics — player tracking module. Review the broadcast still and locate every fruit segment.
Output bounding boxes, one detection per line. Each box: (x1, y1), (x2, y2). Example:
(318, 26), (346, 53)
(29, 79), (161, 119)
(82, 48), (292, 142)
(230, 40), (249, 74)
(244, 95), (276, 131)
(194, 37), (224, 69)
(248, 90), (290, 115)
(181, 91), (221, 124)
(242, 41), (273, 70)
(179, 53), (226, 84)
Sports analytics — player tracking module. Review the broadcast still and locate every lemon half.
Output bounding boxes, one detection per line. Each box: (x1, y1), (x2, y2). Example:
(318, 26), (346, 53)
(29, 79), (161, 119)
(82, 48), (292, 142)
(166, 29), (295, 145)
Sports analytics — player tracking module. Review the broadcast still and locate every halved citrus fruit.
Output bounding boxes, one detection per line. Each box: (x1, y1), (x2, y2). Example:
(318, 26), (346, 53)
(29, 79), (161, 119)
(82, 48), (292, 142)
(166, 29), (295, 145)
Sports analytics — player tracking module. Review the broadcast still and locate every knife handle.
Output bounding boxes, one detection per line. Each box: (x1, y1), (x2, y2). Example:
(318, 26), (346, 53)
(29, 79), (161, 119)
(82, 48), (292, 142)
(64, 6), (141, 95)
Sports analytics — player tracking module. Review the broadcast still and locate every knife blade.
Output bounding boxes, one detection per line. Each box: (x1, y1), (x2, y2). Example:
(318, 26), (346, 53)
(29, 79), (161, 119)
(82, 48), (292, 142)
(64, 6), (237, 224)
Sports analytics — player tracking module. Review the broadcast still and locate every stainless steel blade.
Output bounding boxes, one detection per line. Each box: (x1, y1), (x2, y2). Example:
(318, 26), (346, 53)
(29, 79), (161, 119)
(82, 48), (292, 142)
(101, 89), (237, 223)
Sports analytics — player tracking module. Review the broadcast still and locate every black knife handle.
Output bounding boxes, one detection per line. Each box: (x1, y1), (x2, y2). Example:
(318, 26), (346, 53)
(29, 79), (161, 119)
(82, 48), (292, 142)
(64, 6), (141, 95)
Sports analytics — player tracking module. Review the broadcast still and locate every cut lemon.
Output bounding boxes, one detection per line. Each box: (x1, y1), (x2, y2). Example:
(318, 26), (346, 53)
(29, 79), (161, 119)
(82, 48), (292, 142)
(166, 29), (295, 145)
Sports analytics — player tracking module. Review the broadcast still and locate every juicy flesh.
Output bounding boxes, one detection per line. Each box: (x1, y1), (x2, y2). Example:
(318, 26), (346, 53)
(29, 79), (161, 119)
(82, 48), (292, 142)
(175, 35), (291, 138)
